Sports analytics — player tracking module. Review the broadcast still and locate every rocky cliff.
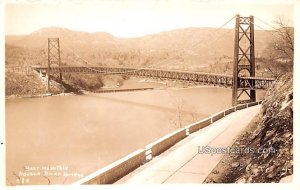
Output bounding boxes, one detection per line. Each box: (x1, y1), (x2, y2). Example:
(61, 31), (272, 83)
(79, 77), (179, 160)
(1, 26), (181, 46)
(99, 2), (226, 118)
(204, 73), (293, 183)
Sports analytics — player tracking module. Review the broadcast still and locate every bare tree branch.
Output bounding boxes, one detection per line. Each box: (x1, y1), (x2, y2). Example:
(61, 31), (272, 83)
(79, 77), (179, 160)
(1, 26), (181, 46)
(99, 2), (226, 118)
(262, 16), (294, 76)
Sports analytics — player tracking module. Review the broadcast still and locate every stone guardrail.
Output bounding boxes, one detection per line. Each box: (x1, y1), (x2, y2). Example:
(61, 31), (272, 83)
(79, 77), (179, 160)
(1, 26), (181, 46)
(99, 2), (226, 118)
(73, 149), (146, 185)
(73, 100), (262, 185)
(146, 128), (186, 159)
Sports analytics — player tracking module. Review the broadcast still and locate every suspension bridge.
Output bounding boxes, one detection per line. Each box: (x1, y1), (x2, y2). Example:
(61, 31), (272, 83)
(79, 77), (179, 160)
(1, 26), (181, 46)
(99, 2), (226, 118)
(30, 15), (276, 106)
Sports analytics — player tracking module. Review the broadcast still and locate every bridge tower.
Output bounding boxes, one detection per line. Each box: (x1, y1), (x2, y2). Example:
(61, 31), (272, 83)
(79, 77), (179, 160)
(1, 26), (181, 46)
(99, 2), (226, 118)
(47, 38), (62, 92)
(232, 15), (256, 106)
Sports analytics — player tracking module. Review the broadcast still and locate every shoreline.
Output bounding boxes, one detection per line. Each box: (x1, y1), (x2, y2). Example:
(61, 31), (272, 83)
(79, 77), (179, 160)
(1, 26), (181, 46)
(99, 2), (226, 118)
(4, 84), (229, 100)
(5, 92), (77, 100)
(5, 74), (232, 100)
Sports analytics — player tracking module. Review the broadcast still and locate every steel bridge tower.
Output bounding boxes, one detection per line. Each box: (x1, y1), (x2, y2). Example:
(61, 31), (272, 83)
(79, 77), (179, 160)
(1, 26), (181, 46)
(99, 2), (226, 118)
(47, 38), (62, 92)
(232, 15), (256, 106)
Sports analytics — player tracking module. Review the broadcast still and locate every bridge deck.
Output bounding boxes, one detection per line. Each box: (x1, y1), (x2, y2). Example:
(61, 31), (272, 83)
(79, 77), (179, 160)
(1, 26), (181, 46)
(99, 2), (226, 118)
(33, 66), (275, 89)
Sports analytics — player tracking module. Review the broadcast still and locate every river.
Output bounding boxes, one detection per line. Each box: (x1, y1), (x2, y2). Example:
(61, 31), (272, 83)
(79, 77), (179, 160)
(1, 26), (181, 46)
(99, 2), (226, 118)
(5, 79), (265, 185)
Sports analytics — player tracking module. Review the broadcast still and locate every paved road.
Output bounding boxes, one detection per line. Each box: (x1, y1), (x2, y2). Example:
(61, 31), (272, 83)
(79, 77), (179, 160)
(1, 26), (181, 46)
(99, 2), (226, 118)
(117, 105), (261, 184)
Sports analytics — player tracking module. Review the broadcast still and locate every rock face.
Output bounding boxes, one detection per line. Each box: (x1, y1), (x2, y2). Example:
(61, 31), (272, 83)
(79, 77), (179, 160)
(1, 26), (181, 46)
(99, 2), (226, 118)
(204, 73), (293, 183)
(250, 74), (293, 182)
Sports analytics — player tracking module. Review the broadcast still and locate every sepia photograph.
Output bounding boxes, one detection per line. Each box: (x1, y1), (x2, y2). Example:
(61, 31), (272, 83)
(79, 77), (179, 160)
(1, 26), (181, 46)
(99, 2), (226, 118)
(0, 0), (298, 188)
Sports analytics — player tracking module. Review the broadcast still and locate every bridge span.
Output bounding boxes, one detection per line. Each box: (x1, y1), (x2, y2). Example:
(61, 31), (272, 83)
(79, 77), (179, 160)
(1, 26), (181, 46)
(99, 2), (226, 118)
(34, 66), (274, 90)
(35, 15), (276, 105)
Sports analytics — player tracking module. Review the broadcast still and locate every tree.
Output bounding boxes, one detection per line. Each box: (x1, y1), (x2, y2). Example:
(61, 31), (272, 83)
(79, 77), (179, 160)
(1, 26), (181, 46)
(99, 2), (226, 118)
(264, 16), (294, 77)
(273, 16), (294, 61)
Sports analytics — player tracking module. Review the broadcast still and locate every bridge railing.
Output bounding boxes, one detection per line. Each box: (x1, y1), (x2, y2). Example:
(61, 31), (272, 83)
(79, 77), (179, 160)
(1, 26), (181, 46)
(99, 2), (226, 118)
(34, 66), (235, 88)
(239, 77), (275, 89)
(5, 66), (34, 76)
(72, 100), (262, 185)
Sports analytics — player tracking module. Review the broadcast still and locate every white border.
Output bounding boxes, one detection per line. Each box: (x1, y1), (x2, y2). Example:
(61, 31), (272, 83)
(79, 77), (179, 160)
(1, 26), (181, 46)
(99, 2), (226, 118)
(1, 0), (299, 190)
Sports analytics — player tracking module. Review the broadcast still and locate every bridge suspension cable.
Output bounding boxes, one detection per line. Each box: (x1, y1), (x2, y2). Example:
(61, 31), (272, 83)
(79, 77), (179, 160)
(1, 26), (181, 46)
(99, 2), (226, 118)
(150, 28), (235, 68)
(59, 36), (178, 75)
(254, 16), (278, 30)
(51, 15), (237, 76)
(248, 18), (276, 34)
(59, 42), (113, 74)
(250, 16), (282, 39)
(149, 15), (236, 68)
(60, 43), (148, 75)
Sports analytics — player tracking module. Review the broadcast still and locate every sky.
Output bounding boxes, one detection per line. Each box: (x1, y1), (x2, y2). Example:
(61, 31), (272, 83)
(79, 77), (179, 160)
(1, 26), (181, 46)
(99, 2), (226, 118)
(4, 0), (294, 37)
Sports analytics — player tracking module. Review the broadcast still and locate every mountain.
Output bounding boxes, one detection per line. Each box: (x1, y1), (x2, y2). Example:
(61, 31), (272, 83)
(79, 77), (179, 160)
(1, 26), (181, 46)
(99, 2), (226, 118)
(6, 27), (118, 49)
(5, 27), (274, 73)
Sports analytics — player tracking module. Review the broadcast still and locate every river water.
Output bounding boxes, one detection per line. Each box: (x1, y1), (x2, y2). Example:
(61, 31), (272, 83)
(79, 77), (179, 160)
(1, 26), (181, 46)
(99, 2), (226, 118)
(5, 79), (265, 185)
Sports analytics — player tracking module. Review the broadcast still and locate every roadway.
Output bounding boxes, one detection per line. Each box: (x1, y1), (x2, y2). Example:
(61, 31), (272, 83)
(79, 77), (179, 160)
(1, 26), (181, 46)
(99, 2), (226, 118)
(116, 105), (261, 184)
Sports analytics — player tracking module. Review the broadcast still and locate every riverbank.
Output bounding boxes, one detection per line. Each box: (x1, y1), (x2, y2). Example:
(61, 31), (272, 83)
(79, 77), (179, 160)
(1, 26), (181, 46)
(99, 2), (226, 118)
(5, 71), (127, 97)
(5, 72), (50, 96)
(5, 92), (77, 100)
(5, 71), (206, 99)
(5, 71), (67, 97)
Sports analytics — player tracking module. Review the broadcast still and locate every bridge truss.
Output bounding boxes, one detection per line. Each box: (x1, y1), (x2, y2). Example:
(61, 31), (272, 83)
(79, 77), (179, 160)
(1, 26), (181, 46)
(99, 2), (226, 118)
(34, 66), (274, 90)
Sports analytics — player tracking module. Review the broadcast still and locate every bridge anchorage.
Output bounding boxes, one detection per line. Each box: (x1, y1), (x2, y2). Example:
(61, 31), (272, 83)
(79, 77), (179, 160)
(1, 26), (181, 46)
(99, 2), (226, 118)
(34, 15), (275, 105)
